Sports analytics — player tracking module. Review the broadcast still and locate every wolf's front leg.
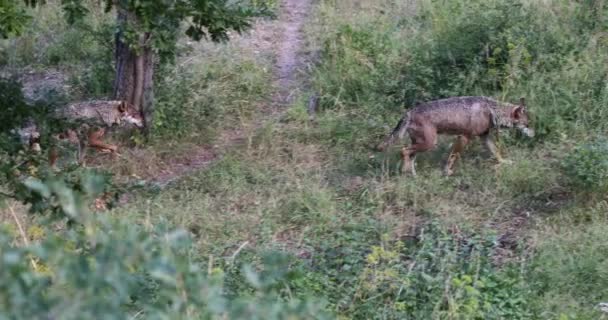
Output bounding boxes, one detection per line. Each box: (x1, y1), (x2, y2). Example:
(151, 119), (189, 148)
(482, 135), (512, 165)
(88, 128), (118, 153)
(444, 135), (470, 176)
(401, 147), (416, 176)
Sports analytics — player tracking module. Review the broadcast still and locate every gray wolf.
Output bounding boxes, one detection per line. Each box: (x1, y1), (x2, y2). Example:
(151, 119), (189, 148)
(16, 100), (143, 166)
(377, 96), (534, 176)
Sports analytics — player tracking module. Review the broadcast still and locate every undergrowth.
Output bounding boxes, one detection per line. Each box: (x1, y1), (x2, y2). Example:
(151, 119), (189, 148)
(2, 0), (608, 319)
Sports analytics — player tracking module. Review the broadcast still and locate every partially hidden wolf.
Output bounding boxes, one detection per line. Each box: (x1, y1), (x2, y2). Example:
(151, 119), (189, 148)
(377, 96), (534, 176)
(18, 100), (143, 166)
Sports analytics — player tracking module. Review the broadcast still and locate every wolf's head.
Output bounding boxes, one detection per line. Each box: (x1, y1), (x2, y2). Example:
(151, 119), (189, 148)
(117, 101), (144, 128)
(511, 97), (534, 137)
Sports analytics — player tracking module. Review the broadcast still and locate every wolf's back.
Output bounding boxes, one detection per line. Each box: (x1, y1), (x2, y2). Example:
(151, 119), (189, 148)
(56, 100), (123, 126)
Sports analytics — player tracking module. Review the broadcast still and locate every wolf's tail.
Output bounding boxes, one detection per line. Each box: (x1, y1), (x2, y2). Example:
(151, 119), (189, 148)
(376, 112), (409, 151)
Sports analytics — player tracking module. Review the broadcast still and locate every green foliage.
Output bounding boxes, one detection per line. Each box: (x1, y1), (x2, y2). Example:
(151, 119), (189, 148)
(9, 0), (270, 46)
(0, 220), (330, 319)
(0, 78), (119, 224)
(153, 49), (272, 140)
(4, 0), (608, 319)
(0, 77), (34, 136)
(529, 218), (608, 319)
(295, 222), (531, 319)
(43, 0), (271, 60)
(562, 139), (608, 195)
(0, 78), (67, 185)
(300, 1), (608, 318)
(0, 0), (31, 38)
(17, 168), (118, 219)
(1, 0), (274, 137)
(1, 167), (330, 319)
(497, 153), (559, 197)
(54, 21), (115, 98)
(314, 1), (537, 111)
(312, 0), (608, 141)
(1, 4), (115, 98)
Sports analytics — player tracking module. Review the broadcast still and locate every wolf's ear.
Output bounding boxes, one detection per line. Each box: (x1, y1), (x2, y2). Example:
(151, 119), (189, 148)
(512, 106), (524, 119)
(519, 97), (526, 107)
(118, 101), (127, 113)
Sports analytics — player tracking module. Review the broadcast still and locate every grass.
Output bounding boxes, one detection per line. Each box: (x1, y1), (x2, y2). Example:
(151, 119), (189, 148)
(3, 0), (608, 318)
(114, 100), (595, 318)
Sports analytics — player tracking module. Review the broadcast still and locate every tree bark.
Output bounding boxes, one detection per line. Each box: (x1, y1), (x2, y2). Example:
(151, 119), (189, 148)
(141, 38), (154, 135)
(113, 9), (155, 135)
(113, 9), (134, 103)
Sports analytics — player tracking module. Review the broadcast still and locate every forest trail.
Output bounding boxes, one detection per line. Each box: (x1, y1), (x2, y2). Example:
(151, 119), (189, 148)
(274, 0), (313, 106)
(148, 0), (314, 188)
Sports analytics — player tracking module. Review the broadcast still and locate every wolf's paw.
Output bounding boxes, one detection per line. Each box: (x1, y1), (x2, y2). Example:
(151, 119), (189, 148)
(443, 167), (454, 177)
(498, 159), (513, 165)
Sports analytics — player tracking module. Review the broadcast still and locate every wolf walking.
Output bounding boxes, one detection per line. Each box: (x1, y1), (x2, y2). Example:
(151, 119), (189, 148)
(17, 100), (143, 167)
(51, 100), (143, 166)
(377, 96), (534, 176)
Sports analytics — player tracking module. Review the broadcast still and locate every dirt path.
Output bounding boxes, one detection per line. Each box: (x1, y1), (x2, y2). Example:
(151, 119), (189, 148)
(147, 0), (313, 189)
(274, 0), (313, 106)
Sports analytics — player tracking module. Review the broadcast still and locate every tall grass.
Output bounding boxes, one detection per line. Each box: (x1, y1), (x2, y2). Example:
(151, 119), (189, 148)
(0, 2), (115, 98)
(153, 39), (273, 141)
(294, 0), (608, 317)
(310, 0), (608, 141)
(3, 0), (608, 318)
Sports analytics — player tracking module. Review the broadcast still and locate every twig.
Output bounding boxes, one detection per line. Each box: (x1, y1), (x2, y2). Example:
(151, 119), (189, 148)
(208, 254), (214, 276)
(8, 204), (39, 271)
(129, 310), (144, 320)
(493, 200), (510, 216)
(229, 241), (250, 264)
(0, 191), (17, 199)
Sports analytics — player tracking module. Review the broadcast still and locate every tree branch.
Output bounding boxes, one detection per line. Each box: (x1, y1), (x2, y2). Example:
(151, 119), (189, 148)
(8, 204), (39, 271)
(0, 191), (17, 199)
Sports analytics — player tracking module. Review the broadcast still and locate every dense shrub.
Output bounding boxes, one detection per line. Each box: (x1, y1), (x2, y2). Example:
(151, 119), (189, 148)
(562, 139), (608, 196)
(0, 168), (330, 319)
(312, 0), (608, 140)
(295, 222), (532, 319)
(0, 219), (330, 319)
(0, 5), (116, 100)
(529, 219), (608, 319)
(153, 50), (272, 140)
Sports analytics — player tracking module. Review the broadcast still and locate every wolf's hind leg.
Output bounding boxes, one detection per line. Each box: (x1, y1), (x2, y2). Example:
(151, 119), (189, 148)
(401, 129), (437, 177)
(410, 154), (418, 176)
(482, 134), (512, 164)
(444, 135), (469, 176)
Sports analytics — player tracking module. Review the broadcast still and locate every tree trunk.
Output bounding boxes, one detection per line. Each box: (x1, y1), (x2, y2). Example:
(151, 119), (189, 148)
(141, 35), (154, 135)
(113, 9), (155, 135)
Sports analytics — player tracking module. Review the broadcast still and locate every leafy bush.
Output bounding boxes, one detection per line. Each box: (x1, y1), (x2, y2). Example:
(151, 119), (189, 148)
(296, 222), (532, 319)
(562, 139), (608, 196)
(0, 221), (330, 319)
(314, 1), (537, 111)
(153, 50), (272, 140)
(0, 78), (97, 209)
(0, 4), (115, 99)
(1, 168), (331, 319)
(312, 0), (608, 141)
(250, 0), (279, 12)
(64, 21), (116, 98)
(529, 219), (608, 318)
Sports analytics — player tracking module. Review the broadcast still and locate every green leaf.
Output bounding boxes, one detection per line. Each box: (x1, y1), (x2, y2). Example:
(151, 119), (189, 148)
(23, 178), (51, 198)
(243, 265), (262, 289)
